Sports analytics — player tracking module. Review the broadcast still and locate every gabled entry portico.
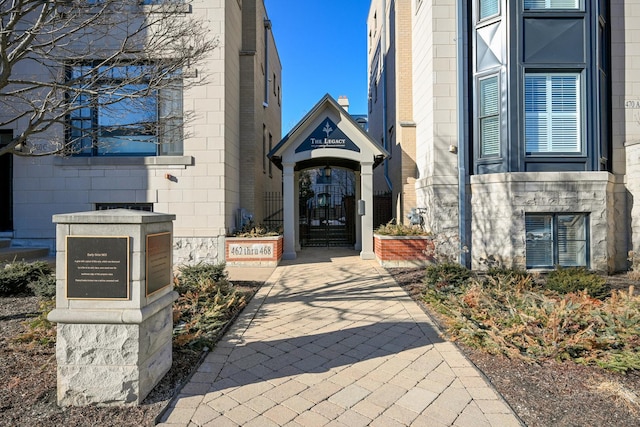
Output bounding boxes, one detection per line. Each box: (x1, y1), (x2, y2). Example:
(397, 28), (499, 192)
(269, 94), (388, 260)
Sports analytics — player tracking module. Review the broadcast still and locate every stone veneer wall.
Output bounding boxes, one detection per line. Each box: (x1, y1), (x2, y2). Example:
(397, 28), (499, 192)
(55, 308), (173, 406)
(626, 142), (640, 259)
(173, 236), (226, 266)
(50, 210), (177, 406)
(469, 172), (624, 272)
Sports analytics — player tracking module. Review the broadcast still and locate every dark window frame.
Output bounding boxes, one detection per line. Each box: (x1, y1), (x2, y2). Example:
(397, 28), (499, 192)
(525, 212), (589, 268)
(66, 62), (183, 157)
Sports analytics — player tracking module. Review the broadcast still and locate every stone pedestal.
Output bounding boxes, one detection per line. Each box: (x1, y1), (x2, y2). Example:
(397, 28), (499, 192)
(48, 209), (177, 406)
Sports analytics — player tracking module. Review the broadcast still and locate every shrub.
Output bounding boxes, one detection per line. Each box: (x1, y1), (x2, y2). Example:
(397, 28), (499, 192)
(231, 222), (282, 237)
(176, 262), (228, 293)
(27, 273), (57, 299)
(14, 299), (56, 346)
(0, 260), (53, 296)
(424, 262), (472, 295)
(375, 221), (430, 236)
(172, 262), (252, 350)
(545, 266), (609, 300)
(422, 273), (640, 372)
(627, 251), (640, 281)
(485, 267), (534, 287)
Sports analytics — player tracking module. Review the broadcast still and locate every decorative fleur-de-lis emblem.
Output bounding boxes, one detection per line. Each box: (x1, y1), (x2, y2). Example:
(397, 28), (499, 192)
(323, 122), (333, 138)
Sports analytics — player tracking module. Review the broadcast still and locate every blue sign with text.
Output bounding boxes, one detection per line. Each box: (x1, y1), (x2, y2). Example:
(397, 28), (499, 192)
(295, 118), (360, 153)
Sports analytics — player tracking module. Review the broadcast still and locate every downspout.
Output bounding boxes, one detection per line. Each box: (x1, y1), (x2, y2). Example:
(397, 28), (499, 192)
(456, 0), (470, 268)
(381, 0), (392, 192)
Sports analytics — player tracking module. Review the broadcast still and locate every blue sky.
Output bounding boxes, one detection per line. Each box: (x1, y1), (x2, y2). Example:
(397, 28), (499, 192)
(264, 0), (371, 135)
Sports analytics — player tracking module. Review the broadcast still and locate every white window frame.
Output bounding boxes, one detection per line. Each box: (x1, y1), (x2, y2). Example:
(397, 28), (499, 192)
(524, 72), (582, 155)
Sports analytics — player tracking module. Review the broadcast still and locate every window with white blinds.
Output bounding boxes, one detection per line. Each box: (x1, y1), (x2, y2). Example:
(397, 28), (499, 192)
(525, 213), (587, 268)
(479, 0), (500, 20)
(479, 75), (500, 157)
(525, 73), (581, 154)
(524, 0), (580, 9)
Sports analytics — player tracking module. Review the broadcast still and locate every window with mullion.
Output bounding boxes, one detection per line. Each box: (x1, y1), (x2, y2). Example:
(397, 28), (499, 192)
(479, 74), (500, 157)
(525, 73), (581, 154)
(525, 213), (588, 268)
(524, 0), (580, 10)
(67, 64), (183, 156)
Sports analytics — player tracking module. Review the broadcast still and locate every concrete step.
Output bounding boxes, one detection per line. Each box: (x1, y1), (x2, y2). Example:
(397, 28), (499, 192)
(0, 246), (51, 263)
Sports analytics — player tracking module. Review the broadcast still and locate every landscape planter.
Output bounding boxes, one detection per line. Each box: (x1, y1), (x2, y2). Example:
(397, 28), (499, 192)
(225, 235), (283, 267)
(374, 234), (435, 268)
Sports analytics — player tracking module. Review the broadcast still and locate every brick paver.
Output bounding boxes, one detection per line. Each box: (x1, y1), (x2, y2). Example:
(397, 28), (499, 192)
(158, 248), (523, 426)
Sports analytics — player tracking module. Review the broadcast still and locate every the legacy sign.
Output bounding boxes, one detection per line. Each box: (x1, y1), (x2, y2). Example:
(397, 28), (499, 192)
(295, 118), (360, 153)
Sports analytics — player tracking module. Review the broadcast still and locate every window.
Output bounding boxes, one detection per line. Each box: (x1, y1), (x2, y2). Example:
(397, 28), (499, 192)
(525, 213), (588, 268)
(140, 0), (185, 4)
(524, 0), (580, 10)
(525, 73), (581, 154)
(479, 0), (500, 21)
(67, 64), (183, 156)
(268, 133), (273, 178)
(262, 125), (267, 173)
(478, 75), (500, 157)
(96, 203), (153, 212)
(263, 19), (271, 106)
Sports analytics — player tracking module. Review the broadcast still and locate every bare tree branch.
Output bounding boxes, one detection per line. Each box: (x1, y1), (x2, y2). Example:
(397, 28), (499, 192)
(0, 0), (217, 156)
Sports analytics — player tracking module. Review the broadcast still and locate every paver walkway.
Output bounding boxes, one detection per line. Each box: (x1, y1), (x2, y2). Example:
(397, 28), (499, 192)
(159, 248), (522, 427)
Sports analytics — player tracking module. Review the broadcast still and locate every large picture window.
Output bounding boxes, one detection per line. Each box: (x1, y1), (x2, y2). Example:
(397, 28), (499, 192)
(525, 213), (588, 268)
(67, 64), (183, 156)
(478, 75), (500, 157)
(525, 73), (581, 154)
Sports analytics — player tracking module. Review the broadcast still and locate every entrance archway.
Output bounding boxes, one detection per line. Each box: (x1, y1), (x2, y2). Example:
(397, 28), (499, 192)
(268, 94), (388, 260)
(299, 167), (356, 247)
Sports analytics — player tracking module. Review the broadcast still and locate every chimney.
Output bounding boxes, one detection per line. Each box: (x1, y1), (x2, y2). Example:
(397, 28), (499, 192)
(338, 95), (349, 113)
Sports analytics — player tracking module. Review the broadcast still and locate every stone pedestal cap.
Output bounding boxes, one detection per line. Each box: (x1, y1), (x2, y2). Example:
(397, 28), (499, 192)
(53, 209), (176, 224)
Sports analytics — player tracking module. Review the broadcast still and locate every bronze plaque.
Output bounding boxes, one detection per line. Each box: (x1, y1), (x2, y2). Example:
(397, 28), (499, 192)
(66, 236), (130, 300)
(146, 232), (172, 296)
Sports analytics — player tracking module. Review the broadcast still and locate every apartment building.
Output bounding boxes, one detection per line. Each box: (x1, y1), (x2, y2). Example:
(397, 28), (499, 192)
(0, 0), (282, 264)
(368, 0), (638, 272)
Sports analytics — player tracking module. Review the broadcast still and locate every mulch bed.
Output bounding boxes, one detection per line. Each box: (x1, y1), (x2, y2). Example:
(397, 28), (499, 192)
(391, 268), (640, 427)
(0, 273), (638, 426)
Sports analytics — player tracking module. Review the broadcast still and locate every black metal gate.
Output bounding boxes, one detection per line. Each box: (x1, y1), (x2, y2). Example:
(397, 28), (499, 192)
(300, 184), (355, 247)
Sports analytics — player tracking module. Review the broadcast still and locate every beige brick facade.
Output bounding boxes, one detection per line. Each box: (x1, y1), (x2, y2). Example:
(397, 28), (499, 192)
(7, 0), (282, 264)
(373, 0), (640, 272)
(368, 0), (419, 224)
